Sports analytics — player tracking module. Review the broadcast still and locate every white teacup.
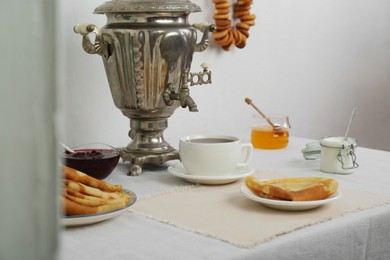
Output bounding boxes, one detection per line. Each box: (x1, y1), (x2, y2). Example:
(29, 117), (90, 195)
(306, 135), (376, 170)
(179, 135), (253, 176)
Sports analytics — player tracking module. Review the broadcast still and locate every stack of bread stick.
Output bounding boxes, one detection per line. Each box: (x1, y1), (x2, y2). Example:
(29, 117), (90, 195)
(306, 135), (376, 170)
(62, 166), (132, 216)
(212, 0), (256, 50)
(245, 176), (338, 201)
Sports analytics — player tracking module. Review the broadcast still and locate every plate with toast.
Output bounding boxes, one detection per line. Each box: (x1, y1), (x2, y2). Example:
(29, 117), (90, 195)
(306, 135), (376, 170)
(241, 176), (341, 211)
(62, 166), (137, 227)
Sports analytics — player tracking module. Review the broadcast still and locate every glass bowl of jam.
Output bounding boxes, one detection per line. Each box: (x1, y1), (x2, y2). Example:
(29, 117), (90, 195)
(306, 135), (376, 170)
(63, 143), (120, 179)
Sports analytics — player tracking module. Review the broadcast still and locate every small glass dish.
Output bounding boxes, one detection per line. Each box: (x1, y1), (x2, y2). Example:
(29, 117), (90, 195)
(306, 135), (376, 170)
(301, 141), (321, 160)
(62, 143), (120, 179)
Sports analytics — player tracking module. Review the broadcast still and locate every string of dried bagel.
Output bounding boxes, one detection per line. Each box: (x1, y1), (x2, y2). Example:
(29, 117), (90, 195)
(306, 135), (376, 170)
(212, 0), (255, 50)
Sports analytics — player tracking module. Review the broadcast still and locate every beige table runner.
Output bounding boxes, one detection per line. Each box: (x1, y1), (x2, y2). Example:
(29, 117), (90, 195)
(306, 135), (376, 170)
(128, 170), (390, 248)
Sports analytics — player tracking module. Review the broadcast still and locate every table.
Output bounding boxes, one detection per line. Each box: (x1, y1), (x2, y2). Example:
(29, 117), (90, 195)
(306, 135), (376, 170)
(60, 137), (390, 260)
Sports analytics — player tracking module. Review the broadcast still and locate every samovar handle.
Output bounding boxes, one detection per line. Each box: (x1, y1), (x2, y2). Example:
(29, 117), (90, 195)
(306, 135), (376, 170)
(74, 23), (108, 58)
(192, 22), (216, 52)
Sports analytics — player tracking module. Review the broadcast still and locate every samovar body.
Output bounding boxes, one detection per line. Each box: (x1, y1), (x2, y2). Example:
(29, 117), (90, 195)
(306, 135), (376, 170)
(74, 0), (214, 175)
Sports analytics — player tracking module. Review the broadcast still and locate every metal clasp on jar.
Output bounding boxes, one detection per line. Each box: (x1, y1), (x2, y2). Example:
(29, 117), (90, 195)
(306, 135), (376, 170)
(337, 144), (359, 169)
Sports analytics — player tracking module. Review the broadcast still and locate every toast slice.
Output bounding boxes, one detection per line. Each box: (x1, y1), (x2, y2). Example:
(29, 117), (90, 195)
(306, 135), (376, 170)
(245, 176), (338, 201)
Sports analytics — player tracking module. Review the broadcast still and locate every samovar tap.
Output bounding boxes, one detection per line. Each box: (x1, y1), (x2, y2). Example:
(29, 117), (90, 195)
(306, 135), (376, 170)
(163, 68), (199, 112)
(164, 84), (198, 112)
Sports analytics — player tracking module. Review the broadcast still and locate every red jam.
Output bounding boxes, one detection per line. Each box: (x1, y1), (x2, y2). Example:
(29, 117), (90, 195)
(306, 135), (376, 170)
(64, 149), (120, 179)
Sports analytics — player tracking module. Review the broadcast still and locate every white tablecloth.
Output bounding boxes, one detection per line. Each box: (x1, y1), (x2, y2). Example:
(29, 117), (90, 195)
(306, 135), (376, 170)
(59, 137), (390, 260)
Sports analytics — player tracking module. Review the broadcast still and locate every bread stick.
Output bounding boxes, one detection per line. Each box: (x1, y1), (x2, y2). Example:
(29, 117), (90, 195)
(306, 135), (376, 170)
(64, 166), (122, 192)
(66, 179), (123, 199)
(63, 197), (128, 216)
(65, 188), (130, 206)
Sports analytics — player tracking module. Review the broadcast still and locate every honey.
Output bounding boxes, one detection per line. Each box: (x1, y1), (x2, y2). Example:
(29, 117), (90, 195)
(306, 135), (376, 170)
(251, 126), (289, 149)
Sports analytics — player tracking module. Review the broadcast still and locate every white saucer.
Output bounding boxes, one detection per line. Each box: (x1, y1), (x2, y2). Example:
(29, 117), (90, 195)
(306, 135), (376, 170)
(167, 163), (254, 185)
(241, 185), (341, 211)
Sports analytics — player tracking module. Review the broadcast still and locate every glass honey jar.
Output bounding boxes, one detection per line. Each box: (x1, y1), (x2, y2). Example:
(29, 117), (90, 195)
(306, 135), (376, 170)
(251, 115), (291, 149)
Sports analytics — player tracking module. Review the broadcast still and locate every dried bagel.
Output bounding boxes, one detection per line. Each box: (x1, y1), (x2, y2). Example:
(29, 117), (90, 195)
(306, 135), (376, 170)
(212, 0), (255, 50)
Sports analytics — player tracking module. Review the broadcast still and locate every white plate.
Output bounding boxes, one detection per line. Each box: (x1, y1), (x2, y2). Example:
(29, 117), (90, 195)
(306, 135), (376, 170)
(168, 162), (254, 185)
(240, 185), (341, 211)
(62, 189), (137, 227)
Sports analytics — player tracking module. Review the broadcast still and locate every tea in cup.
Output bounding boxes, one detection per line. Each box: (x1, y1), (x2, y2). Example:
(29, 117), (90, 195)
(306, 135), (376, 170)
(179, 135), (253, 176)
(251, 115), (291, 149)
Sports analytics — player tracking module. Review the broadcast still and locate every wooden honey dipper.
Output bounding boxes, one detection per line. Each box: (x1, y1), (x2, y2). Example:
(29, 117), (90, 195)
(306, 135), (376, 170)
(244, 97), (280, 130)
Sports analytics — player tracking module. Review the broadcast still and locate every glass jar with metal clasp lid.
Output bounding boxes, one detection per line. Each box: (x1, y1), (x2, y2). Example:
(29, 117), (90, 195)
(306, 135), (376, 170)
(320, 136), (359, 174)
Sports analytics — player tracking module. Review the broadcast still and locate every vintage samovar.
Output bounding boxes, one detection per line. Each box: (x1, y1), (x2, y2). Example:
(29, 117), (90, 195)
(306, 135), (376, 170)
(74, 0), (214, 175)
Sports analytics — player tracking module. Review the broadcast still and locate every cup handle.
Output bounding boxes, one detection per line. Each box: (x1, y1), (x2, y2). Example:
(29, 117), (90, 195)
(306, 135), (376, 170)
(238, 143), (253, 166)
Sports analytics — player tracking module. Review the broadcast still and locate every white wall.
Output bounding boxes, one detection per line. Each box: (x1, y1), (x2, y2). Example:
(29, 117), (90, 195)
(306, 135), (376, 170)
(60, 0), (390, 151)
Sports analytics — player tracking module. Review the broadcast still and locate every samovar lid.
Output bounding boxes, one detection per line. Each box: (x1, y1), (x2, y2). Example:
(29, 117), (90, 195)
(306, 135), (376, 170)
(94, 0), (201, 14)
